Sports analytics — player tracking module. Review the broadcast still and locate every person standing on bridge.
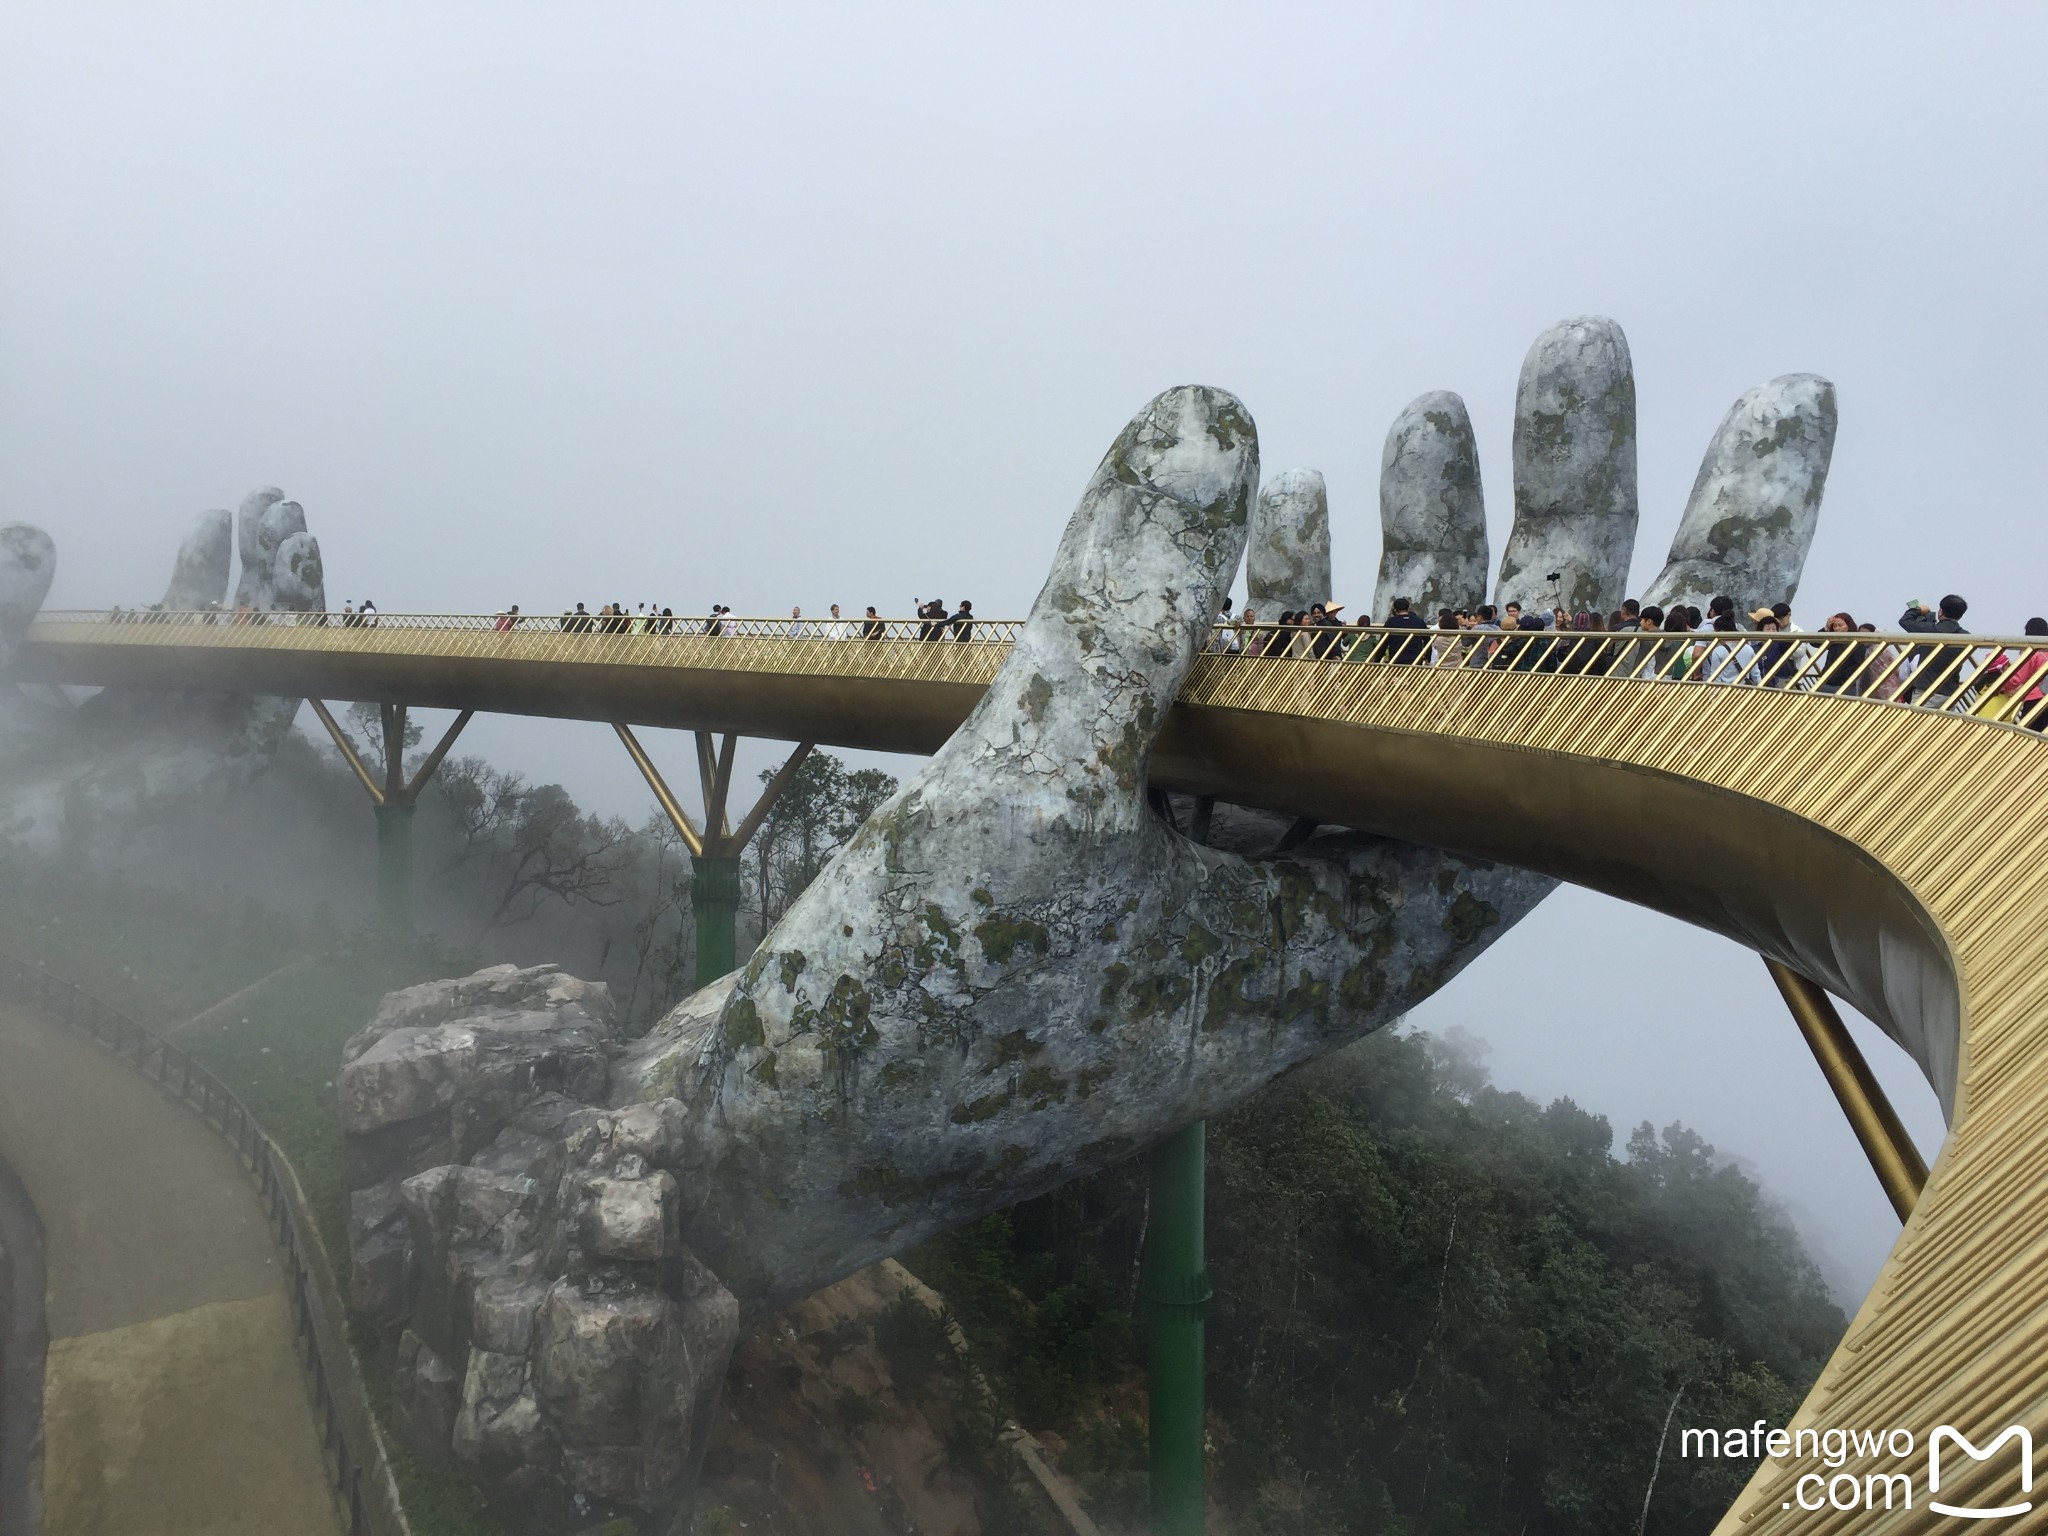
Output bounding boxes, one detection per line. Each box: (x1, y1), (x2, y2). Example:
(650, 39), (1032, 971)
(1970, 616), (2048, 723)
(1900, 595), (1971, 703)
(1382, 596), (1429, 663)
(950, 600), (975, 641)
(862, 605), (885, 640)
(826, 604), (851, 640)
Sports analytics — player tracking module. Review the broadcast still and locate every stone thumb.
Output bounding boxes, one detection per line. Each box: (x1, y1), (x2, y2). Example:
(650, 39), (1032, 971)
(932, 384), (1257, 832)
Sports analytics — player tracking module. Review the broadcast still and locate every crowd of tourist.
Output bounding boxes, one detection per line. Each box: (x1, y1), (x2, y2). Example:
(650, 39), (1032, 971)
(1199, 591), (2048, 725)
(537, 599), (979, 641)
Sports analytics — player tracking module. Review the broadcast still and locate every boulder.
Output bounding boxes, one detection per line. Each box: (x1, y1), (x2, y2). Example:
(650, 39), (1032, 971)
(338, 965), (617, 1185)
(579, 1173), (676, 1263)
(347, 1180), (414, 1320)
(392, 1330), (464, 1465)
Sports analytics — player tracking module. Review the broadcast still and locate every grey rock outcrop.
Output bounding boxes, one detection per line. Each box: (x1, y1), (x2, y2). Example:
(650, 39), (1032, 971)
(1246, 468), (1331, 617)
(160, 510), (233, 611)
(0, 524), (56, 670)
(1376, 391), (1487, 618)
(1643, 374), (1837, 615)
(232, 487), (285, 610)
(1497, 316), (1638, 615)
(340, 965), (738, 1533)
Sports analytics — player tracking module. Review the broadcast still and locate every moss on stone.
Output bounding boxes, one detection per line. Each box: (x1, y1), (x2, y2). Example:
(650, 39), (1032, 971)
(723, 995), (764, 1049)
(1019, 1065), (1067, 1108)
(950, 1088), (1014, 1125)
(975, 912), (1050, 966)
(990, 1028), (1042, 1066)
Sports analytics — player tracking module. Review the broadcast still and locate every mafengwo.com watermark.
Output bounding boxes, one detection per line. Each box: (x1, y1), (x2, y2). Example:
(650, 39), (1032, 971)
(1683, 1421), (2033, 1517)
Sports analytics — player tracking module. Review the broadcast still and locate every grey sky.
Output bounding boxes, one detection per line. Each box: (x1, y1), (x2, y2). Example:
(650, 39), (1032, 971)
(4, 3), (2039, 1290)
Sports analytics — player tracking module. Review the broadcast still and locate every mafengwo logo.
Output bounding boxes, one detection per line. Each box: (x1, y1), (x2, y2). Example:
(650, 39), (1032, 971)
(1928, 1426), (2032, 1520)
(1682, 1421), (2034, 1515)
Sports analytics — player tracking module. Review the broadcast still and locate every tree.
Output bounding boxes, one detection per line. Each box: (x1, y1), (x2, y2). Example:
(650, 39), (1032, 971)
(742, 752), (897, 940)
(343, 701), (422, 778)
(419, 761), (637, 933)
(620, 811), (696, 1026)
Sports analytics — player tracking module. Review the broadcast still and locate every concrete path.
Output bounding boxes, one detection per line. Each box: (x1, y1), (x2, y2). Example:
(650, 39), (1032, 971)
(0, 1000), (344, 1535)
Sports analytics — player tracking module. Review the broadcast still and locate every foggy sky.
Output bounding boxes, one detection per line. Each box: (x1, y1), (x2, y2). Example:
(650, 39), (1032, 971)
(5, 3), (2039, 1292)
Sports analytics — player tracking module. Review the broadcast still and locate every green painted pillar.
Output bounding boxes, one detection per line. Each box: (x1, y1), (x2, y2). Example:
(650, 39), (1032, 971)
(374, 802), (416, 933)
(691, 854), (743, 986)
(1144, 1119), (1209, 1536)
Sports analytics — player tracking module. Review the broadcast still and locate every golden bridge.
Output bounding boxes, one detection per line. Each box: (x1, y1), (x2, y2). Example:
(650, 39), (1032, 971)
(19, 608), (2048, 1534)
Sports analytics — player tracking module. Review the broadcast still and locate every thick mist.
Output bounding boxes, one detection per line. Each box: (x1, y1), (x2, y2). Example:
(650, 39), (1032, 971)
(4, 3), (2038, 1297)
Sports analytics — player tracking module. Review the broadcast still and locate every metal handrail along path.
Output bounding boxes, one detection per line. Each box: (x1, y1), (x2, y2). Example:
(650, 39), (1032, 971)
(0, 954), (409, 1536)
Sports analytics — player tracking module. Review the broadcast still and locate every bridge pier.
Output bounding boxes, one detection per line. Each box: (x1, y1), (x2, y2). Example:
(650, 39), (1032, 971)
(612, 723), (815, 988)
(374, 802), (416, 931)
(1145, 1119), (1209, 1536)
(307, 700), (473, 932)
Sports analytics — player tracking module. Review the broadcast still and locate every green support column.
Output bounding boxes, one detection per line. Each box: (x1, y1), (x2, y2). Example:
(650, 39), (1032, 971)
(692, 854), (743, 986)
(1144, 1119), (1209, 1536)
(374, 802), (416, 933)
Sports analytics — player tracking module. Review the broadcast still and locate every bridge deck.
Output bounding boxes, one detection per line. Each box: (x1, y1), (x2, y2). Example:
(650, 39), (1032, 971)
(22, 611), (2048, 1534)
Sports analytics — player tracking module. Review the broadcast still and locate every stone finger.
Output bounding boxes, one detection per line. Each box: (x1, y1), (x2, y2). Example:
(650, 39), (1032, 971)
(1375, 391), (1487, 618)
(232, 486), (284, 609)
(1496, 316), (1638, 616)
(1642, 374), (1837, 615)
(162, 510), (232, 611)
(0, 524), (56, 670)
(1247, 468), (1330, 619)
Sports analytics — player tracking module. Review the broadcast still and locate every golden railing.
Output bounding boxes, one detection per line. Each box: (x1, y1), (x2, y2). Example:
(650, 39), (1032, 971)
(29, 608), (2047, 733)
(20, 608), (2048, 1533)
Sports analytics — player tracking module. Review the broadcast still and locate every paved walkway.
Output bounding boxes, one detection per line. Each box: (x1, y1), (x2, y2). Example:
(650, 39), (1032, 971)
(0, 1000), (343, 1535)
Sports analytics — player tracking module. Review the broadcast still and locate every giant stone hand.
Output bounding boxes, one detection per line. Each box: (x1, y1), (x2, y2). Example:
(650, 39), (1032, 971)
(342, 320), (1837, 1529)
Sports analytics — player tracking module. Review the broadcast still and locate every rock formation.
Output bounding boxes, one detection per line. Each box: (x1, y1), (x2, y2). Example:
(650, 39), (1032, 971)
(342, 965), (737, 1533)
(1643, 374), (1838, 616)
(1376, 390), (1487, 617)
(1497, 316), (1639, 616)
(1246, 467), (1331, 617)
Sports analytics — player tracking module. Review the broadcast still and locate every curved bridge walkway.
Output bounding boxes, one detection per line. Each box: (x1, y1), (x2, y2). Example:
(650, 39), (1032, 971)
(0, 998), (343, 1535)
(26, 610), (2048, 1536)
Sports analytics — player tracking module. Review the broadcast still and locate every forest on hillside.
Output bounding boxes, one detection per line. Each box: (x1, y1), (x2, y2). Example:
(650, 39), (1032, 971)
(911, 1027), (1843, 1534)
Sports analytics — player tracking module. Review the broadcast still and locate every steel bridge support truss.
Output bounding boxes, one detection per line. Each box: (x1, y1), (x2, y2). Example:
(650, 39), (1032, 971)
(612, 723), (814, 987)
(305, 699), (474, 931)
